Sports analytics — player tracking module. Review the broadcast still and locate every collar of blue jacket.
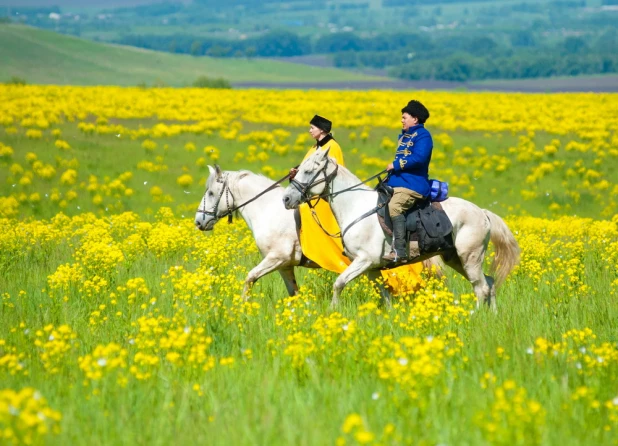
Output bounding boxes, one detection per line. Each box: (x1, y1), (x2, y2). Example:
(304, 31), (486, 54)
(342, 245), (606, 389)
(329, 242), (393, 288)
(401, 123), (425, 135)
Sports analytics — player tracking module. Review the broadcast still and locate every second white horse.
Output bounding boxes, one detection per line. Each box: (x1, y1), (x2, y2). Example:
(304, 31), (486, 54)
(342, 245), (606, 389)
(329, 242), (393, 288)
(282, 148), (520, 309)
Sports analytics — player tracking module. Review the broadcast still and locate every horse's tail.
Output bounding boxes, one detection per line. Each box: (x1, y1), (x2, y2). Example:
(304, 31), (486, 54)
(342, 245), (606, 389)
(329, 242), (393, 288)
(483, 210), (520, 287)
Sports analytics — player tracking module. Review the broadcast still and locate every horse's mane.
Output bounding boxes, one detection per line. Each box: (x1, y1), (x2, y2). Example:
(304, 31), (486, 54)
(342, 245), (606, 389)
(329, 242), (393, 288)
(333, 162), (374, 192)
(301, 148), (374, 191)
(228, 169), (276, 190)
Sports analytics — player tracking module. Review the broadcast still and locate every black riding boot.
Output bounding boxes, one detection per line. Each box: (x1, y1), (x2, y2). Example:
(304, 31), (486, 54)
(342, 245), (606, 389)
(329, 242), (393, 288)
(382, 215), (408, 263)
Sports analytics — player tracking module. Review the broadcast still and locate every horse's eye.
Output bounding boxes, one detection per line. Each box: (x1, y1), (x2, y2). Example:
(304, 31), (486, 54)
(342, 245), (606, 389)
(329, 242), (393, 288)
(208, 191), (214, 197)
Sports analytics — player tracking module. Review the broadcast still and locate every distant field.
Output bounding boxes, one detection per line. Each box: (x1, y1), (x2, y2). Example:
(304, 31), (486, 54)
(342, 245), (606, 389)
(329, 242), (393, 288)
(0, 0), (169, 7)
(471, 75), (618, 92)
(0, 24), (382, 86)
(236, 75), (618, 93)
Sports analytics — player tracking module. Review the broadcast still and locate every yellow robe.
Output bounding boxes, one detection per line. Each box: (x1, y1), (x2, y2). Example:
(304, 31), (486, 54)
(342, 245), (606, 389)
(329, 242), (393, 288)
(298, 139), (424, 294)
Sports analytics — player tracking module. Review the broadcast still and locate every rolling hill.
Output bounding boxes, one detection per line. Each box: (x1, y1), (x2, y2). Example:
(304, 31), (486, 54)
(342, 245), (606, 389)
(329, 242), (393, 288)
(0, 24), (383, 86)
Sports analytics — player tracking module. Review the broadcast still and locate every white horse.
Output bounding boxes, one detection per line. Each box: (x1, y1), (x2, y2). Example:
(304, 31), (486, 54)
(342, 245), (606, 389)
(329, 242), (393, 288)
(195, 165), (305, 298)
(195, 165), (439, 301)
(282, 148), (520, 309)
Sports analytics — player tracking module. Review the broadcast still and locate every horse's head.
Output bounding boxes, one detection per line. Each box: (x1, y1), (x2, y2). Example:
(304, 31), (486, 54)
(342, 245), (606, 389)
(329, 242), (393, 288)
(195, 165), (230, 231)
(282, 147), (337, 210)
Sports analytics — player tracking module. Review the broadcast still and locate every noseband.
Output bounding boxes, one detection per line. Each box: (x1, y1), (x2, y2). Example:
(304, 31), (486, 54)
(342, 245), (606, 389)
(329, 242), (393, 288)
(197, 174), (234, 224)
(289, 159), (339, 205)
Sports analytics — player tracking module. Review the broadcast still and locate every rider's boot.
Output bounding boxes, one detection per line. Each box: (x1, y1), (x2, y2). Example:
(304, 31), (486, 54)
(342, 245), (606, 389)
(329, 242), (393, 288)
(299, 254), (319, 269)
(382, 215), (408, 263)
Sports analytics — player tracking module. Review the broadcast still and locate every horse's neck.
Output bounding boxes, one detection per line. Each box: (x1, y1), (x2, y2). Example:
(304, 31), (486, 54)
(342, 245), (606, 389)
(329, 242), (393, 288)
(230, 173), (278, 230)
(328, 167), (376, 228)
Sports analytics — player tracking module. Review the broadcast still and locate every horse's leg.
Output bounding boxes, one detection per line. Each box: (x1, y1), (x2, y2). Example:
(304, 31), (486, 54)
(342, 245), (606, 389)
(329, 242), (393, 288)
(443, 248), (493, 310)
(459, 247), (492, 309)
(485, 275), (496, 312)
(278, 267), (299, 297)
(441, 253), (468, 279)
(331, 257), (374, 307)
(242, 253), (287, 301)
(366, 269), (392, 308)
(423, 256), (445, 278)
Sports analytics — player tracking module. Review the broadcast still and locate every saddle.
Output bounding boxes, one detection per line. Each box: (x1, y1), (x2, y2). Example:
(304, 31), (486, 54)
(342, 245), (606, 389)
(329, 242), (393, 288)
(376, 183), (454, 256)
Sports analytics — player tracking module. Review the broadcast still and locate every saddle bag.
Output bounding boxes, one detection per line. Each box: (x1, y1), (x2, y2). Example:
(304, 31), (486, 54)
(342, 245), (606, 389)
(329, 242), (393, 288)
(416, 203), (454, 254)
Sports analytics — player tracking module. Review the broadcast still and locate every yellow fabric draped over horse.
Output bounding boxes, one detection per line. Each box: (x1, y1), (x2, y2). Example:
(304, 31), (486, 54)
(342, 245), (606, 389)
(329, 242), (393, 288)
(298, 139), (424, 293)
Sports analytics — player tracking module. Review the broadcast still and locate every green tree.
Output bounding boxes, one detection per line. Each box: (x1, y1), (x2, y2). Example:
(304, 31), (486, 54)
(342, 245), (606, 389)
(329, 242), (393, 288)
(190, 40), (203, 56)
(192, 75), (231, 89)
(511, 30), (537, 47)
(245, 46), (257, 59)
(562, 36), (588, 54)
(206, 45), (232, 57)
(595, 28), (618, 53)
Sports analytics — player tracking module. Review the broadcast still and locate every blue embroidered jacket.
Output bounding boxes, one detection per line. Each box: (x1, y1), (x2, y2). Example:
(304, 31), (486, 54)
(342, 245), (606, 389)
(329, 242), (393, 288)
(386, 124), (433, 197)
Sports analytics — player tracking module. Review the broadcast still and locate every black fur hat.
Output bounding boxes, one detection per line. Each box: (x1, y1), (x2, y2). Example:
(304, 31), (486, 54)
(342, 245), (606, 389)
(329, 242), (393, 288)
(401, 100), (430, 124)
(310, 115), (332, 133)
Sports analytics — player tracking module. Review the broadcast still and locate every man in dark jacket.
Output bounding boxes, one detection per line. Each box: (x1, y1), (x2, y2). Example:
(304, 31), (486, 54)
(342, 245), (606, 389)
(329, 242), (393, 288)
(383, 100), (433, 263)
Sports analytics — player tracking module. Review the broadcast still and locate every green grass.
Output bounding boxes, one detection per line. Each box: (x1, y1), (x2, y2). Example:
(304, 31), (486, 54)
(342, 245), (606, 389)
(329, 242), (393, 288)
(1, 111), (617, 444)
(1, 195), (617, 444)
(0, 24), (382, 86)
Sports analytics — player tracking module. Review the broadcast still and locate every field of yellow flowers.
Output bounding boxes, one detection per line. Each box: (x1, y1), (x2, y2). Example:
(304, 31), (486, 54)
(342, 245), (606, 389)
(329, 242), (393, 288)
(1, 85), (617, 445)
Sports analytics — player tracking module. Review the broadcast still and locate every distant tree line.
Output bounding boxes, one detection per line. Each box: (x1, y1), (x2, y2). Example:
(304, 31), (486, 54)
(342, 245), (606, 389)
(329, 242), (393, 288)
(103, 3), (183, 16)
(113, 30), (491, 58)
(0, 5), (60, 16)
(391, 53), (618, 82)
(116, 30), (312, 58)
(112, 27), (618, 80)
(383, 0), (493, 5)
(334, 29), (618, 80)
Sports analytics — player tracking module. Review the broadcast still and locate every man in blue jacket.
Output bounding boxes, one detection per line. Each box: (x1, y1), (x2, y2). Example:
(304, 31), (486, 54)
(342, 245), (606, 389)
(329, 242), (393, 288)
(383, 100), (433, 263)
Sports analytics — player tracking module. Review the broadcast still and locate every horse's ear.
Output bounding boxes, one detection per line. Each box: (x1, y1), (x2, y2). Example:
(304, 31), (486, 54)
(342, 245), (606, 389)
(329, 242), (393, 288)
(321, 147), (331, 159)
(208, 165), (222, 178)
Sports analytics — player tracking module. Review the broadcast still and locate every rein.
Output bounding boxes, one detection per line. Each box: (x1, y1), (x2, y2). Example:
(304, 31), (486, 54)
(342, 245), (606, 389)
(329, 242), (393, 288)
(325, 169), (387, 200)
(197, 171), (291, 224)
(294, 163), (390, 246)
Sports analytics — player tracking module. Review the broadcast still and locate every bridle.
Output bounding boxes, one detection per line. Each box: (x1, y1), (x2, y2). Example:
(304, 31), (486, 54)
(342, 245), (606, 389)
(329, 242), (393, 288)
(197, 173), (234, 224)
(288, 158), (339, 207)
(289, 161), (390, 246)
(197, 170), (293, 225)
